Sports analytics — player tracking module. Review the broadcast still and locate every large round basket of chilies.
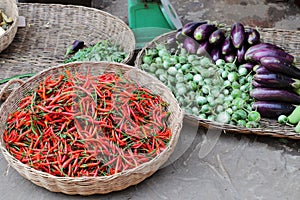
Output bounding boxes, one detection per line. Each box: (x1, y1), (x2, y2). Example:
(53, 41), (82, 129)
(0, 62), (183, 195)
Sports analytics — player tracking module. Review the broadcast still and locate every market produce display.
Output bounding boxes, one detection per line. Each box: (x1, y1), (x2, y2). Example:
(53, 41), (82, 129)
(64, 39), (128, 63)
(141, 44), (260, 128)
(2, 69), (172, 177)
(174, 21), (260, 64)
(0, 9), (13, 36)
(139, 21), (299, 130)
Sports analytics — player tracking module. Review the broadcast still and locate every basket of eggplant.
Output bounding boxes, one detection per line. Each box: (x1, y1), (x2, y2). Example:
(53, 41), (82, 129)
(135, 20), (300, 139)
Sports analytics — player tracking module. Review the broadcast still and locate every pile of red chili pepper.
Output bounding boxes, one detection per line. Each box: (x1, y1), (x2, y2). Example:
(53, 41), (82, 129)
(3, 68), (171, 177)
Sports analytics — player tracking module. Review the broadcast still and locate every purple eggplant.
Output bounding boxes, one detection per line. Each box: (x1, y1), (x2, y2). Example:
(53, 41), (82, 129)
(182, 21), (207, 37)
(224, 51), (236, 63)
(193, 24), (217, 42)
(237, 45), (246, 63)
(245, 48), (294, 63)
(254, 65), (272, 74)
(244, 43), (284, 58)
(240, 63), (255, 71)
(253, 101), (295, 118)
(245, 28), (260, 45)
(183, 37), (197, 54)
(230, 22), (245, 49)
(196, 41), (211, 55)
(260, 56), (300, 79)
(221, 36), (234, 55)
(250, 87), (300, 104)
(65, 40), (84, 55)
(252, 80), (267, 88)
(254, 73), (300, 89)
(210, 47), (221, 62)
(209, 29), (225, 45)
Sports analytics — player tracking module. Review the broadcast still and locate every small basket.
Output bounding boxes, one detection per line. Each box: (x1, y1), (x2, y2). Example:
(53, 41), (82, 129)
(0, 62), (183, 195)
(135, 28), (300, 139)
(0, 0), (18, 53)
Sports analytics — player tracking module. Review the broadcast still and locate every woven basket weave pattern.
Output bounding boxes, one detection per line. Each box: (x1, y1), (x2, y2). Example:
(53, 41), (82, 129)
(0, 0), (18, 53)
(135, 28), (300, 139)
(0, 3), (135, 75)
(0, 62), (183, 195)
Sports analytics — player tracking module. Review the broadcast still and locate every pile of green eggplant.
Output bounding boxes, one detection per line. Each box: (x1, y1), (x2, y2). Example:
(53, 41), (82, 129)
(140, 43), (261, 128)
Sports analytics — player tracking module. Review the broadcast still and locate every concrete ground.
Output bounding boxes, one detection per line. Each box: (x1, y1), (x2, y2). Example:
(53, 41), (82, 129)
(1, 1), (300, 200)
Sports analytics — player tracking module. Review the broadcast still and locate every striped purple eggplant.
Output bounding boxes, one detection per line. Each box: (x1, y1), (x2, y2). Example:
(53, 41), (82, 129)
(252, 80), (268, 88)
(221, 36), (234, 55)
(253, 101), (295, 118)
(183, 37), (197, 54)
(250, 87), (300, 104)
(240, 63), (255, 71)
(209, 29), (225, 45)
(245, 48), (294, 63)
(254, 73), (300, 89)
(196, 41), (211, 55)
(254, 65), (272, 74)
(237, 45), (246, 63)
(230, 22), (245, 49)
(260, 56), (300, 79)
(210, 47), (221, 62)
(245, 43), (284, 57)
(224, 51), (236, 63)
(193, 24), (217, 42)
(245, 28), (260, 45)
(182, 21), (207, 37)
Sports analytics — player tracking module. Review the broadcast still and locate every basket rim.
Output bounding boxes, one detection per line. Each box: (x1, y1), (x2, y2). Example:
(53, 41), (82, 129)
(134, 29), (300, 139)
(0, 61), (184, 181)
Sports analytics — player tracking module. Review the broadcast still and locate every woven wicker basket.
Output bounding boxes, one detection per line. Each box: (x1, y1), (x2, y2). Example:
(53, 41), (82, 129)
(0, 0), (18, 53)
(0, 62), (184, 195)
(0, 3), (135, 66)
(135, 28), (300, 139)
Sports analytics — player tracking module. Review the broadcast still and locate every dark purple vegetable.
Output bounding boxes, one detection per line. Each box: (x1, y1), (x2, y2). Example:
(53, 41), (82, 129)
(66, 40), (84, 55)
(253, 101), (295, 118)
(245, 48), (294, 63)
(254, 73), (300, 89)
(240, 63), (255, 71)
(252, 80), (267, 88)
(250, 87), (300, 104)
(246, 28), (260, 45)
(230, 22), (245, 49)
(254, 65), (272, 74)
(196, 41), (211, 55)
(193, 24), (217, 42)
(224, 51), (236, 63)
(209, 29), (225, 45)
(237, 45), (246, 63)
(245, 43), (284, 58)
(260, 56), (300, 79)
(182, 21), (207, 37)
(183, 37), (197, 54)
(221, 36), (234, 55)
(210, 47), (221, 62)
